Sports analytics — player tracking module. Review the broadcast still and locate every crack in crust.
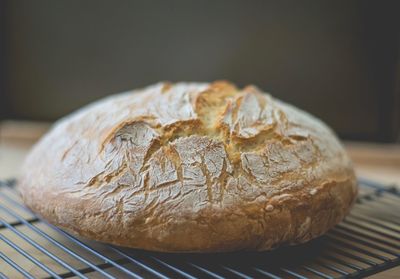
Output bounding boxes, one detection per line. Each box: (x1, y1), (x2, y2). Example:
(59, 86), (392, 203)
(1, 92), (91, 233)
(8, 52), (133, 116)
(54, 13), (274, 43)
(80, 81), (350, 207)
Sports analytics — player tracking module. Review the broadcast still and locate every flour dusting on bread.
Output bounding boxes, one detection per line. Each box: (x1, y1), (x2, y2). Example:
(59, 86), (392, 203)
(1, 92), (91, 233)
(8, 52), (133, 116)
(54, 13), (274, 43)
(18, 81), (357, 252)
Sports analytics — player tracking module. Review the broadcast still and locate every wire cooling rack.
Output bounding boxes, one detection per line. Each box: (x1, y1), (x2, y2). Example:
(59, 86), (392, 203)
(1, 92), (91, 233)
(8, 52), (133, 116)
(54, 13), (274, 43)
(0, 178), (399, 279)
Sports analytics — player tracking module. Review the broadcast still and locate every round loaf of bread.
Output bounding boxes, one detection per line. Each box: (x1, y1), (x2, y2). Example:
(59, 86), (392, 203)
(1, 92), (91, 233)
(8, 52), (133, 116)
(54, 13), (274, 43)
(18, 81), (357, 252)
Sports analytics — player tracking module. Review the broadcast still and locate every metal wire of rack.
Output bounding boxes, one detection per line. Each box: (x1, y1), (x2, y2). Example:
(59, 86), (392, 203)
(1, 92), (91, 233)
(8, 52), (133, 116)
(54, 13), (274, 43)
(1, 178), (399, 279)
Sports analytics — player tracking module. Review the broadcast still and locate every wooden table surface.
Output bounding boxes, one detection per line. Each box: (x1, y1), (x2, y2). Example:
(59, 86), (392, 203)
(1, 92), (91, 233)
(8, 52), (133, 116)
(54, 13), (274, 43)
(1, 120), (399, 278)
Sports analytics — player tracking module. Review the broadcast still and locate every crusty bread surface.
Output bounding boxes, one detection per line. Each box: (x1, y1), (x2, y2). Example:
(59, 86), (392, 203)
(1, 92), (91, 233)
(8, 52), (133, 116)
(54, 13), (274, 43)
(18, 81), (357, 252)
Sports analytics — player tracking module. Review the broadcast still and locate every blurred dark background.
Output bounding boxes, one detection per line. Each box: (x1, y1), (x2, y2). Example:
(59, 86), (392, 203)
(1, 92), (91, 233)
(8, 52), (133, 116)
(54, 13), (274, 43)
(1, 0), (399, 142)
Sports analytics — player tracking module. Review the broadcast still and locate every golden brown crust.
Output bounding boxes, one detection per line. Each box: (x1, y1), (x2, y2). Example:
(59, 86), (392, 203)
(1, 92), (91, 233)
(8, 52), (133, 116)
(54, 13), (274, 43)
(17, 81), (357, 252)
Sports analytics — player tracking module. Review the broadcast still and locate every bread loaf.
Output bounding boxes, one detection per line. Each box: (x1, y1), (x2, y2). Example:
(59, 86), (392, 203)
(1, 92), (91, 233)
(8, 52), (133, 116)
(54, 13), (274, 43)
(18, 81), (357, 252)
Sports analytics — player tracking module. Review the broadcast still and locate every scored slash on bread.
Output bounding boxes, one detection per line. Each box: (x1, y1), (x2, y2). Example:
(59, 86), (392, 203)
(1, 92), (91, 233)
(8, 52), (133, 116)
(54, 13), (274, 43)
(17, 81), (357, 252)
